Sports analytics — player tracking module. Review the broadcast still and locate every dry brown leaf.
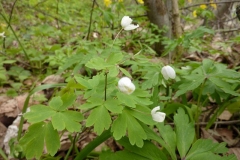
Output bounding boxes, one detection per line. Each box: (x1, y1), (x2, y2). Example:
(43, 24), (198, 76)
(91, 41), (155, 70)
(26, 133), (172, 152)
(216, 128), (239, 147)
(0, 99), (19, 117)
(0, 96), (10, 106)
(201, 128), (218, 142)
(218, 110), (233, 120)
(42, 75), (64, 84)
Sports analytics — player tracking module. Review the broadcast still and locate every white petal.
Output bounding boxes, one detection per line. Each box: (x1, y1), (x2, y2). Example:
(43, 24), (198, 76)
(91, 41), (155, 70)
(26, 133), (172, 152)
(151, 106), (160, 115)
(121, 16), (132, 28)
(118, 77), (135, 94)
(161, 66), (169, 80)
(152, 112), (166, 122)
(0, 32), (5, 38)
(166, 66), (176, 79)
(161, 65), (176, 80)
(123, 24), (139, 31)
(151, 106), (166, 122)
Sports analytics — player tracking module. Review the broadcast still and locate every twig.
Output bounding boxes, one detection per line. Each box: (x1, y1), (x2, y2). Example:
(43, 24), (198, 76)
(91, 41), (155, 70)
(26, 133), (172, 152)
(216, 28), (240, 33)
(168, 120), (240, 126)
(87, 0), (96, 40)
(232, 125), (240, 136)
(182, 0), (240, 10)
(7, 0), (18, 28)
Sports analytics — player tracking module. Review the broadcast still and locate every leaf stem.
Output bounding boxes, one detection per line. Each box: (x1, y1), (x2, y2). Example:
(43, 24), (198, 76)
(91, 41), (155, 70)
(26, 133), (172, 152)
(104, 70), (108, 101)
(196, 79), (206, 138)
(0, 10), (30, 61)
(112, 28), (123, 46)
(86, 0), (96, 40)
(74, 129), (111, 160)
(0, 148), (8, 160)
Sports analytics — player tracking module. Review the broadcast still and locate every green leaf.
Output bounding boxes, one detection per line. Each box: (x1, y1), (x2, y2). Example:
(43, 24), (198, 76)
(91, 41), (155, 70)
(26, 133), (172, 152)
(125, 110), (147, 147)
(117, 92), (137, 108)
(19, 122), (60, 159)
(24, 105), (56, 123)
(99, 150), (149, 160)
(126, 106), (155, 125)
(86, 105), (112, 135)
(49, 96), (63, 111)
(60, 92), (77, 110)
(74, 76), (91, 88)
(187, 152), (237, 160)
(86, 57), (112, 70)
(175, 75), (205, 97)
(52, 110), (83, 132)
(209, 77), (240, 96)
(106, 53), (123, 64)
(104, 98), (123, 113)
(174, 108), (195, 158)
(117, 137), (168, 160)
(111, 113), (127, 140)
(45, 123), (61, 156)
(202, 59), (214, 73)
(141, 124), (176, 160)
(119, 67), (132, 78)
(186, 139), (228, 159)
(156, 123), (177, 159)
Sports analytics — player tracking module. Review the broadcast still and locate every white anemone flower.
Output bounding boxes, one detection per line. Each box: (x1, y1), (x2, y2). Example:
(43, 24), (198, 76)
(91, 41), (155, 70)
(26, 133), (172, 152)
(161, 65), (176, 80)
(151, 106), (166, 122)
(118, 77), (135, 94)
(0, 32), (6, 38)
(121, 16), (139, 31)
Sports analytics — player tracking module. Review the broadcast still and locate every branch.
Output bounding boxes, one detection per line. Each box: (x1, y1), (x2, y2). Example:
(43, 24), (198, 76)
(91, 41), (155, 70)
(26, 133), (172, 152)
(181, 0), (240, 10)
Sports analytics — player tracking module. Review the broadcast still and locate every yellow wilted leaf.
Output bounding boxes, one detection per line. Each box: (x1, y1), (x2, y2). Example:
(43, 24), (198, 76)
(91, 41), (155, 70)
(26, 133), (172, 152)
(200, 4), (207, 9)
(104, 0), (112, 7)
(193, 10), (197, 17)
(137, 0), (144, 4)
(210, 0), (217, 9)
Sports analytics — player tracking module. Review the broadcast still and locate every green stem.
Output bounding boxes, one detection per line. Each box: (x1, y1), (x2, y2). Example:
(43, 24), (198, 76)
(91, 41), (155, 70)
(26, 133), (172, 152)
(74, 129), (112, 160)
(0, 148), (9, 160)
(104, 70), (108, 101)
(196, 79), (206, 138)
(112, 28), (123, 46)
(0, 7), (30, 61)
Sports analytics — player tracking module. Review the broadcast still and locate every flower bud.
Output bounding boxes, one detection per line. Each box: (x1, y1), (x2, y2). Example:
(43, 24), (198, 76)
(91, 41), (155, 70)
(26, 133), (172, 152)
(161, 65), (176, 80)
(118, 77), (135, 94)
(151, 106), (166, 122)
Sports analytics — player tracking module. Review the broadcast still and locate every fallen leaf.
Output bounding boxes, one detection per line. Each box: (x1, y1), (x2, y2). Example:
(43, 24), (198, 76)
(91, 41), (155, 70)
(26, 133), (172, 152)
(218, 110), (232, 120)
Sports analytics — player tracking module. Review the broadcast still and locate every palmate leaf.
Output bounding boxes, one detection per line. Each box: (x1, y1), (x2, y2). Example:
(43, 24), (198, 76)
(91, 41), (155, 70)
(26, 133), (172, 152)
(85, 57), (112, 70)
(174, 108), (195, 159)
(51, 110), (83, 132)
(24, 105), (56, 123)
(186, 139), (230, 159)
(117, 92), (137, 108)
(175, 75), (205, 97)
(49, 96), (63, 111)
(209, 77), (240, 96)
(86, 105), (112, 135)
(104, 98), (123, 113)
(19, 122), (60, 159)
(111, 109), (147, 147)
(99, 150), (149, 160)
(116, 137), (168, 160)
(156, 123), (177, 160)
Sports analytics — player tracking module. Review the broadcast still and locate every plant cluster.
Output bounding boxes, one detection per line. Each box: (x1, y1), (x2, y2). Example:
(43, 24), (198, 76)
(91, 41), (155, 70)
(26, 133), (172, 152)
(0, 0), (240, 160)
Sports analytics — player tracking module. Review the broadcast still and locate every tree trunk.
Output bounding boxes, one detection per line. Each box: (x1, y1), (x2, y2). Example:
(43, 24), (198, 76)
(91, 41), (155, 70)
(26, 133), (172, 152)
(143, 0), (172, 56)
